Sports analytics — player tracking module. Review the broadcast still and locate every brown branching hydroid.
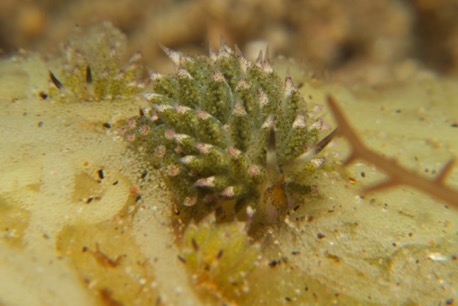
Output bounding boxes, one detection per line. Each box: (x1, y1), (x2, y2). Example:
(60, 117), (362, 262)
(327, 95), (458, 208)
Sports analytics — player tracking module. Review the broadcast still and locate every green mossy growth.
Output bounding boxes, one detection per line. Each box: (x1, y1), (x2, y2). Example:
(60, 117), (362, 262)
(180, 216), (260, 302)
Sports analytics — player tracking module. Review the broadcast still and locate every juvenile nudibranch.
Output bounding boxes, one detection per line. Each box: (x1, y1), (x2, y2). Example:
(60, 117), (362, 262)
(123, 42), (335, 224)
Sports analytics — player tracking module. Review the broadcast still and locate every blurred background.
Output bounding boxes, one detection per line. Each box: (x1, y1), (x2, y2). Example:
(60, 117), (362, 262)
(1, 0), (458, 85)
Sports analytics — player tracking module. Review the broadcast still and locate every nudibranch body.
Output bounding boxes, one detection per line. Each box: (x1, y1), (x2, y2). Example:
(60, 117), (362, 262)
(123, 43), (334, 224)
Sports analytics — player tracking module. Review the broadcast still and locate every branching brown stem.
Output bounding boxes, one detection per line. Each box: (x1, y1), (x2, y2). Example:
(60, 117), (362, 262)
(327, 95), (458, 208)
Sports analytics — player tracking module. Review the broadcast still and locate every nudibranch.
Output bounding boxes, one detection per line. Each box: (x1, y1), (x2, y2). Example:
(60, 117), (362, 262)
(123, 42), (335, 225)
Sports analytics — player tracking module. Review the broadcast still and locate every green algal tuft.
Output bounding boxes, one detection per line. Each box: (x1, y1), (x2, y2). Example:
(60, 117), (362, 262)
(179, 216), (260, 300)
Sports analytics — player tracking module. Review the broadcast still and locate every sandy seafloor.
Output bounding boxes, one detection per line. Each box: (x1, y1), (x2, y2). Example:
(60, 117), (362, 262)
(0, 50), (457, 306)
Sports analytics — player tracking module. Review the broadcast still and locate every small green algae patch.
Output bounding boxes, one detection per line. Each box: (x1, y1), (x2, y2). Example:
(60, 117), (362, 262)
(179, 216), (260, 303)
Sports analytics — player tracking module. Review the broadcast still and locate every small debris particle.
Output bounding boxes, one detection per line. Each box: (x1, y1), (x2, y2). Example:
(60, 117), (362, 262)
(177, 255), (187, 264)
(452, 255), (457, 261)
(135, 195), (142, 202)
(408, 232), (413, 237)
(86, 196), (94, 204)
(285, 297), (292, 302)
(307, 216), (314, 222)
(268, 128), (276, 151)
(86, 65), (92, 84)
(90, 243), (124, 267)
(112, 180), (119, 185)
(304, 286), (309, 291)
(103, 122), (112, 129)
(268, 259), (280, 268)
(129, 185), (139, 195)
(191, 238), (199, 251)
(49, 70), (63, 89)
(415, 259), (419, 264)
(317, 233), (325, 239)
(445, 298), (454, 305)
(38, 91), (48, 100)
(141, 170), (148, 179)
(326, 252), (340, 262)
(216, 249), (224, 259)
(428, 252), (448, 262)
(82, 246), (88, 252)
(99, 288), (122, 306)
(291, 251), (300, 255)
(451, 123), (458, 128)
(348, 177), (356, 184)
(395, 109), (401, 113)
(37, 121), (43, 128)
(360, 171), (366, 178)
(97, 169), (105, 179)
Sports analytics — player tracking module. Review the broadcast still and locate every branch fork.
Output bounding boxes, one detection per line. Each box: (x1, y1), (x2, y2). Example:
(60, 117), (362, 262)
(327, 95), (458, 208)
